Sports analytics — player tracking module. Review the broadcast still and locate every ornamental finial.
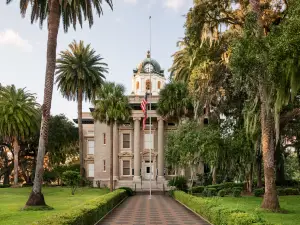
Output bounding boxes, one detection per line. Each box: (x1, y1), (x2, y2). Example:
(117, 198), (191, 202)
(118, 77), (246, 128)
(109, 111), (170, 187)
(147, 50), (151, 58)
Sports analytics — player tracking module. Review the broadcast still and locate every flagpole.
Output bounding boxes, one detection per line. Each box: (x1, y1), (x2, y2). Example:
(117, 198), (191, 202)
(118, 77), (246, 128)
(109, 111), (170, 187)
(149, 15), (152, 200)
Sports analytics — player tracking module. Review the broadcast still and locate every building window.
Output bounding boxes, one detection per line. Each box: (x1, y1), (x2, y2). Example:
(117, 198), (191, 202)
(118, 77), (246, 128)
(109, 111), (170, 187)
(136, 81), (139, 90)
(167, 166), (176, 176)
(88, 140), (94, 155)
(103, 133), (106, 145)
(123, 133), (130, 148)
(146, 79), (152, 90)
(103, 160), (106, 172)
(157, 81), (161, 89)
(88, 164), (94, 177)
(123, 160), (130, 175)
(144, 134), (154, 149)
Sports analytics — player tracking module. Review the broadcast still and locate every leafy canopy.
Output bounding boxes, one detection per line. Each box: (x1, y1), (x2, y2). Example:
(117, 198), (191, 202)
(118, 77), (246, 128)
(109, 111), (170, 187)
(56, 40), (108, 101)
(92, 82), (131, 124)
(0, 85), (40, 139)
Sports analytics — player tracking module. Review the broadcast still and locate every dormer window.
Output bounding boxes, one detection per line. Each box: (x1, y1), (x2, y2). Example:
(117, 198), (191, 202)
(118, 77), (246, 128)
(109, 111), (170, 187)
(146, 79), (152, 90)
(136, 81), (139, 90)
(157, 81), (161, 89)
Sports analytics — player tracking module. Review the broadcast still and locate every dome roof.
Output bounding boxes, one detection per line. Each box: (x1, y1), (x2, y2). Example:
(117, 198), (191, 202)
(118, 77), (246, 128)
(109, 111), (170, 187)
(133, 51), (164, 76)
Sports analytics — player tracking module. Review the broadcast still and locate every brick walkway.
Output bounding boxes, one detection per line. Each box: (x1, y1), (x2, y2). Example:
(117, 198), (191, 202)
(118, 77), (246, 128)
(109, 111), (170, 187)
(98, 194), (210, 225)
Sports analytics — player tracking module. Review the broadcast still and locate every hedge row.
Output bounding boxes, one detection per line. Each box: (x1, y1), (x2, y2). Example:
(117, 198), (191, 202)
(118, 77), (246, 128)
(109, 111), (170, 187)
(172, 191), (271, 225)
(33, 189), (127, 225)
(189, 182), (245, 193)
(0, 184), (11, 188)
(254, 187), (300, 197)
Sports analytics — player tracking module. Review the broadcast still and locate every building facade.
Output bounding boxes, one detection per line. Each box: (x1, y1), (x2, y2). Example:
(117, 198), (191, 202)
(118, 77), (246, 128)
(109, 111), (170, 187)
(76, 52), (204, 190)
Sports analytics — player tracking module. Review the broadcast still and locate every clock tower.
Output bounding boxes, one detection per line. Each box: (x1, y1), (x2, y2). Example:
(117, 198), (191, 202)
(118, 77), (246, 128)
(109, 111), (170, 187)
(131, 51), (166, 96)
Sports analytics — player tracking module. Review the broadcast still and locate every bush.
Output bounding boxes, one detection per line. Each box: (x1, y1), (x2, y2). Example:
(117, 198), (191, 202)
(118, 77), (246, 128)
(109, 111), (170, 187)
(223, 188), (232, 195)
(284, 188), (299, 195)
(172, 191), (268, 225)
(43, 169), (58, 184)
(277, 188), (286, 196)
(218, 190), (225, 197)
(168, 176), (188, 191)
(22, 183), (33, 187)
(254, 188), (264, 197)
(0, 184), (11, 188)
(34, 189), (127, 225)
(206, 188), (217, 197)
(189, 186), (205, 193)
(62, 171), (81, 195)
(233, 189), (242, 197)
(118, 187), (134, 196)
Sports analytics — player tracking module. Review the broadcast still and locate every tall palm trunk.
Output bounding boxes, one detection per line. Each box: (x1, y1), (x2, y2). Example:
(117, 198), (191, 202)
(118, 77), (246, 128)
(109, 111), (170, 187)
(26, 0), (60, 207)
(260, 99), (280, 210)
(78, 88), (85, 184)
(110, 122), (114, 192)
(13, 137), (20, 185)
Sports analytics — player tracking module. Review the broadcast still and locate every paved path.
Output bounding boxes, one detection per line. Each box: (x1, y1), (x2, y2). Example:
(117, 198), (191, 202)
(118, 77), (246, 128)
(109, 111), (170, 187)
(98, 194), (210, 225)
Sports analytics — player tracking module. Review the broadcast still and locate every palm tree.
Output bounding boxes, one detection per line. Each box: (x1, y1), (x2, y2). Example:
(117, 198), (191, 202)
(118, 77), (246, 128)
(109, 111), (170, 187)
(56, 40), (108, 182)
(92, 82), (131, 192)
(157, 81), (193, 123)
(6, 0), (113, 206)
(0, 85), (40, 185)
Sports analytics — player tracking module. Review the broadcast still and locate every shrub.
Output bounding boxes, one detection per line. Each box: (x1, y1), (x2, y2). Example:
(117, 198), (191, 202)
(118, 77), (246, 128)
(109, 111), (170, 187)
(254, 188), (264, 197)
(172, 191), (268, 225)
(62, 171), (81, 195)
(168, 176), (188, 191)
(218, 190), (225, 197)
(284, 188), (299, 195)
(233, 189), (242, 197)
(118, 187), (134, 196)
(277, 188), (286, 196)
(223, 188), (232, 195)
(43, 169), (58, 184)
(189, 186), (205, 193)
(34, 189), (127, 225)
(207, 184), (224, 191)
(22, 183), (33, 187)
(207, 188), (217, 197)
(0, 184), (11, 188)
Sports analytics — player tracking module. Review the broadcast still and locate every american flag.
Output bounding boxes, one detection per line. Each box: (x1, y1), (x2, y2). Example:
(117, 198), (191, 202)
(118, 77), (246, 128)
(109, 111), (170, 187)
(141, 93), (148, 130)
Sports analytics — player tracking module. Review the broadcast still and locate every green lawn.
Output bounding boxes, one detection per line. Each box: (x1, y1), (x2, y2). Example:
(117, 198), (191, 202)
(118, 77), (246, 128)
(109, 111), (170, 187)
(0, 187), (109, 225)
(218, 195), (300, 225)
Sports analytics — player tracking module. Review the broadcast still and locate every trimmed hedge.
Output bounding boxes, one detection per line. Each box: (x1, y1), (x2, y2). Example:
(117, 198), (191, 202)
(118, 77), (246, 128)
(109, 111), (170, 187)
(218, 190), (225, 197)
(254, 188), (264, 197)
(33, 189), (127, 225)
(254, 187), (300, 197)
(189, 186), (205, 193)
(118, 187), (134, 196)
(172, 191), (270, 225)
(0, 184), (11, 188)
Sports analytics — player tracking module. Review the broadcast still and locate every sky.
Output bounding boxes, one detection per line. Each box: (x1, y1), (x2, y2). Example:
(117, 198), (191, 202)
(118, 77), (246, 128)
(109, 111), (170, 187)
(0, 0), (193, 121)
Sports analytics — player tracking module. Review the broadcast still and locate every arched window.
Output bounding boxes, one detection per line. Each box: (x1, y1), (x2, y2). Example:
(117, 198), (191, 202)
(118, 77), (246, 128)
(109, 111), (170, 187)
(136, 81), (139, 90)
(146, 79), (152, 90)
(157, 81), (161, 89)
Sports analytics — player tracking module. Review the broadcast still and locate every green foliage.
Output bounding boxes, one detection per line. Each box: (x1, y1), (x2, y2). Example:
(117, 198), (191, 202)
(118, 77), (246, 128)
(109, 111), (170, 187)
(233, 189), (242, 197)
(254, 188), (264, 197)
(277, 188), (286, 196)
(92, 82), (131, 125)
(0, 184), (11, 188)
(47, 115), (79, 165)
(56, 40), (108, 102)
(118, 187), (134, 196)
(172, 191), (268, 225)
(189, 186), (205, 193)
(284, 188), (300, 196)
(0, 85), (40, 138)
(157, 81), (193, 122)
(168, 176), (188, 191)
(8, 0), (113, 33)
(62, 171), (81, 195)
(33, 189), (127, 225)
(43, 169), (58, 184)
(218, 189), (225, 197)
(207, 188), (217, 197)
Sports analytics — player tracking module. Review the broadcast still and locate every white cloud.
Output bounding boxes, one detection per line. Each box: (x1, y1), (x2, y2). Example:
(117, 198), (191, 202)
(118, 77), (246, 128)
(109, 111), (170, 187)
(164, 0), (186, 12)
(124, 0), (137, 4)
(147, 0), (157, 9)
(0, 29), (32, 52)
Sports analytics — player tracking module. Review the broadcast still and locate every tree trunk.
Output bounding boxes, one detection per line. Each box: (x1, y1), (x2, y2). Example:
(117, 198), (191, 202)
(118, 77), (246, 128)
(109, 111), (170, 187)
(260, 100), (280, 210)
(257, 158), (263, 188)
(13, 137), (20, 185)
(78, 88), (85, 185)
(25, 0), (60, 207)
(110, 122), (114, 192)
(275, 142), (285, 185)
(212, 166), (217, 184)
(247, 163), (253, 193)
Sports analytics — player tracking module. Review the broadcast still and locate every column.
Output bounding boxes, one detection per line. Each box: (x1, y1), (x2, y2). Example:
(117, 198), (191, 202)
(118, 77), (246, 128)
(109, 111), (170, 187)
(133, 118), (141, 182)
(113, 122), (119, 180)
(157, 118), (165, 180)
